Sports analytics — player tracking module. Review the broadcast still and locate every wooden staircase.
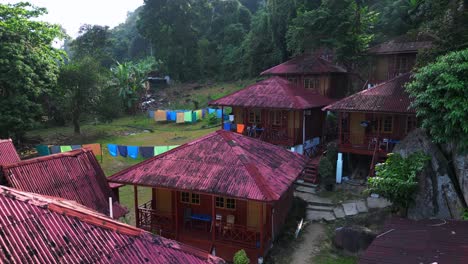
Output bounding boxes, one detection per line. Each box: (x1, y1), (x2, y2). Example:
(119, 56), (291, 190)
(302, 155), (321, 184)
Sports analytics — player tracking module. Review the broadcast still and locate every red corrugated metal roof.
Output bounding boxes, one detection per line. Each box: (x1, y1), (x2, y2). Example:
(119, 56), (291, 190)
(109, 130), (306, 202)
(2, 149), (127, 219)
(210, 76), (335, 109)
(0, 185), (224, 264)
(0, 139), (20, 166)
(360, 217), (468, 264)
(260, 54), (347, 75)
(368, 35), (432, 54)
(323, 73), (414, 114)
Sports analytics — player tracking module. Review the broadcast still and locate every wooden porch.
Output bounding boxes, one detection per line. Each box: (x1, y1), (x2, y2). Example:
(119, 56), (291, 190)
(227, 107), (325, 147)
(134, 186), (271, 262)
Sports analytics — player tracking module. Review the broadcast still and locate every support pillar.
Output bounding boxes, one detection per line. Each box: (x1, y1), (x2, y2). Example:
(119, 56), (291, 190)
(211, 195), (216, 245)
(134, 185), (139, 227)
(260, 203), (264, 254)
(175, 191), (179, 239)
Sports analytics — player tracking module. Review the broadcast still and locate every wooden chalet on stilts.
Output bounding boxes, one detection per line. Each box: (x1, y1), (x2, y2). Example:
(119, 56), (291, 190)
(108, 130), (306, 263)
(323, 73), (417, 176)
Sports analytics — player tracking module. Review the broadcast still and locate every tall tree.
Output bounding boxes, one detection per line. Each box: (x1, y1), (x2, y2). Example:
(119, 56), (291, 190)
(266, 0), (298, 61)
(57, 57), (105, 134)
(71, 24), (113, 67)
(0, 2), (64, 140)
(286, 0), (377, 68)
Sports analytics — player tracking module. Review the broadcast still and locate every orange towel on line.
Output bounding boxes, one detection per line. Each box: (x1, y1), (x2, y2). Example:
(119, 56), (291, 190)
(237, 124), (245, 134)
(176, 112), (185, 124)
(83, 143), (101, 156)
(155, 110), (167, 121)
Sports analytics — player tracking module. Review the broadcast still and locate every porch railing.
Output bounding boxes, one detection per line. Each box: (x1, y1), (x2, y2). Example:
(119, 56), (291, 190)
(215, 222), (260, 248)
(339, 133), (399, 153)
(138, 201), (175, 237)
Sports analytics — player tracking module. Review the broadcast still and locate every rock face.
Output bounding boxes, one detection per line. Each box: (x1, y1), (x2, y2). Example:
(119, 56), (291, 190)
(449, 144), (468, 206)
(333, 226), (376, 255)
(393, 129), (465, 220)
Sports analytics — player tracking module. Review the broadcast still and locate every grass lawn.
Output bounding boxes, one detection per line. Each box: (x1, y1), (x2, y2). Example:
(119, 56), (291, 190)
(27, 114), (219, 225)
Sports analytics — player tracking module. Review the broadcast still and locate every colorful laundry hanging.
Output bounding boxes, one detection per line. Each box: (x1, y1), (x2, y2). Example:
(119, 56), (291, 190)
(60, 146), (73, 153)
(83, 143), (101, 156)
(155, 110), (167, 121)
(169, 111), (177, 121)
(208, 108), (216, 115)
(149, 110), (155, 118)
(117, 145), (128, 157)
(36, 145), (50, 156)
(196, 110), (203, 120)
(184, 111), (192, 122)
(140, 146), (155, 158)
(71, 145), (81, 150)
(127, 146), (139, 159)
(216, 109), (223, 119)
(168, 145), (179, 150)
(107, 144), (118, 157)
(176, 112), (185, 123)
(154, 146), (169, 156)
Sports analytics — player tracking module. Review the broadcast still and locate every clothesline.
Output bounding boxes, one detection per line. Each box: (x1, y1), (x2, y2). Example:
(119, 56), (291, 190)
(148, 108), (224, 123)
(107, 144), (180, 159)
(36, 143), (102, 157)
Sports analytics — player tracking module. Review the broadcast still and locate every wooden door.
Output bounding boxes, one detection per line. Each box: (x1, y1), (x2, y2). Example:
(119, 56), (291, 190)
(350, 113), (365, 145)
(155, 188), (172, 214)
(247, 201), (266, 230)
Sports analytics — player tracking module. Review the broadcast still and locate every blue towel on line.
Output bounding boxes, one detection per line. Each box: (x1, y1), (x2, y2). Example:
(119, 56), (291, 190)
(71, 145), (81, 150)
(50, 146), (61, 154)
(128, 146), (139, 159)
(117, 145), (128, 157)
(140, 146), (154, 158)
(149, 110), (155, 118)
(107, 144), (118, 157)
(216, 109), (223, 119)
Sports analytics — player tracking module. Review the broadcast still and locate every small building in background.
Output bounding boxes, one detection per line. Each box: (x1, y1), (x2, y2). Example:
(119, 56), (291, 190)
(1, 148), (127, 219)
(108, 130), (306, 263)
(360, 218), (468, 264)
(0, 185), (224, 264)
(368, 35), (432, 84)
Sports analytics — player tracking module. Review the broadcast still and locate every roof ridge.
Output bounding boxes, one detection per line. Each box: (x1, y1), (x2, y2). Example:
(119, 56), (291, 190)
(217, 131), (277, 201)
(0, 185), (142, 236)
(2, 148), (89, 168)
(0, 138), (13, 143)
(209, 79), (267, 107)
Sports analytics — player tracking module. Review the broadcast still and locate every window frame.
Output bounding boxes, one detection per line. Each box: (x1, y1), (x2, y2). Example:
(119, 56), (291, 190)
(215, 196), (225, 208)
(304, 77), (320, 90)
(181, 192), (190, 204)
(181, 192), (200, 205)
(406, 115), (417, 134)
(248, 109), (261, 124)
(215, 196), (236, 210)
(271, 110), (284, 126)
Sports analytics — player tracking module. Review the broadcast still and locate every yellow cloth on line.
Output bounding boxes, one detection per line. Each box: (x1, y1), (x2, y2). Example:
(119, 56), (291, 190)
(83, 143), (101, 156)
(176, 112), (185, 123)
(196, 110), (203, 120)
(155, 110), (167, 121)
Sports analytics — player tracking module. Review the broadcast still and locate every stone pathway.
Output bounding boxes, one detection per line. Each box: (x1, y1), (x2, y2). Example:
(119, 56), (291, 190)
(294, 181), (392, 222)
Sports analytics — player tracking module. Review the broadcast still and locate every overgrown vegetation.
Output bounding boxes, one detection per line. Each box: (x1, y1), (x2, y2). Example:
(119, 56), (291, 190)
(406, 49), (468, 151)
(367, 152), (430, 211)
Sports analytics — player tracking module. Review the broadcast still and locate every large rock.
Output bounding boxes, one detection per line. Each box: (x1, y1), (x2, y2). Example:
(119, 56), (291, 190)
(333, 226), (376, 255)
(393, 129), (465, 220)
(449, 144), (468, 205)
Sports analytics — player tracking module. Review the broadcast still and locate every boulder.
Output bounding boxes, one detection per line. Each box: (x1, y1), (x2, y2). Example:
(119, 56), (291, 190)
(333, 226), (376, 255)
(393, 129), (465, 220)
(449, 144), (468, 205)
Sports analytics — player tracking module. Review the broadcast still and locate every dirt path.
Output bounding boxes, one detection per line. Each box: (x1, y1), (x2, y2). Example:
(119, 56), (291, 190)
(290, 223), (327, 264)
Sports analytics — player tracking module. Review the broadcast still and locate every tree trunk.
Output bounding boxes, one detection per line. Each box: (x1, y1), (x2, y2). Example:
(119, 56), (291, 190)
(72, 111), (80, 135)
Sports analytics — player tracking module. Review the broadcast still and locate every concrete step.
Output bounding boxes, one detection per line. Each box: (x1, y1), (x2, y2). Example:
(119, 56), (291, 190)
(306, 210), (336, 222)
(294, 192), (334, 206)
(307, 205), (334, 212)
(333, 207), (346, 218)
(296, 185), (317, 194)
(295, 180), (317, 188)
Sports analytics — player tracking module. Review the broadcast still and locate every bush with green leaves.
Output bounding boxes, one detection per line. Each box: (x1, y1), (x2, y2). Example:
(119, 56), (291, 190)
(367, 152), (430, 210)
(233, 249), (250, 264)
(406, 49), (468, 151)
(207, 113), (219, 126)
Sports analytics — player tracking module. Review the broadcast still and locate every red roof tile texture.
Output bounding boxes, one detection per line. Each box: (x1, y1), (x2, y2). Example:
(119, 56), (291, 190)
(368, 35), (432, 54)
(109, 130), (306, 202)
(360, 217), (468, 264)
(210, 77), (335, 110)
(2, 149), (127, 219)
(323, 73), (414, 114)
(0, 185), (224, 264)
(260, 54), (347, 75)
(0, 139), (20, 166)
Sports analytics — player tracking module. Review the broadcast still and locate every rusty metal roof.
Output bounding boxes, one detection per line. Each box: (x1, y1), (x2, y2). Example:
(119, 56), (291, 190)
(0, 185), (224, 264)
(323, 73), (414, 114)
(109, 130), (306, 202)
(360, 217), (468, 264)
(210, 76), (335, 110)
(368, 35), (432, 54)
(2, 149), (127, 219)
(260, 54), (347, 75)
(0, 139), (20, 166)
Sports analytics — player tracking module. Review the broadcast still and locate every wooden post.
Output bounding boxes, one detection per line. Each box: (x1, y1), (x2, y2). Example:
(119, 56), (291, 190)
(338, 112), (342, 145)
(175, 191), (179, 239)
(221, 107), (224, 128)
(134, 185), (139, 227)
(293, 111), (296, 145)
(302, 110), (306, 145)
(260, 202), (264, 255)
(211, 195), (216, 244)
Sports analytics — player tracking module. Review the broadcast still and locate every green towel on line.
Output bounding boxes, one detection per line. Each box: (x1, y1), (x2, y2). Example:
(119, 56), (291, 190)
(154, 146), (169, 156)
(184, 111), (192, 122)
(60, 146), (73, 152)
(36, 145), (50, 156)
(168, 145), (179, 150)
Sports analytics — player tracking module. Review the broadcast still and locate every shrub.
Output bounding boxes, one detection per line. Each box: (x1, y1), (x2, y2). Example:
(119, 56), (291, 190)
(233, 249), (250, 264)
(207, 113), (218, 125)
(319, 157), (334, 183)
(367, 152), (430, 210)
